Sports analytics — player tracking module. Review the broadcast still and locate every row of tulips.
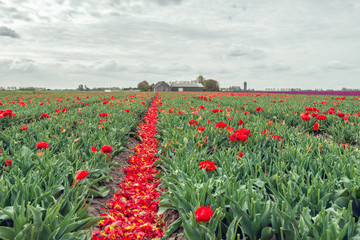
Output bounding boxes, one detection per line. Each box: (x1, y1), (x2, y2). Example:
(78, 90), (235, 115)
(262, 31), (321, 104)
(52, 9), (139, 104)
(155, 92), (360, 239)
(0, 91), (154, 239)
(209, 92), (360, 145)
(0, 91), (144, 128)
(93, 94), (164, 239)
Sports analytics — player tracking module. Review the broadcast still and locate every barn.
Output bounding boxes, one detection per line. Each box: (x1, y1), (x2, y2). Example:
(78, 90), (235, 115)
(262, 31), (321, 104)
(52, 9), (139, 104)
(153, 81), (171, 92)
(170, 81), (203, 92)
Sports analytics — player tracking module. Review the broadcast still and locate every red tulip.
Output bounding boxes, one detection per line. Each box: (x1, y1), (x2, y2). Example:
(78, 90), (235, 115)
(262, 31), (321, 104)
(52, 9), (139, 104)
(5, 160), (11, 165)
(337, 112), (345, 118)
(101, 145), (113, 153)
(272, 135), (282, 141)
(195, 206), (213, 223)
(188, 119), (198, 126)
(314, 122), (319, 131)
(20, 126), (28, 131)
(0, 109), (15, 118)
(301, 115), (311, 121)
(199, 160), (217, 171)
(341, 144), (349, 149)
(74, 170), (90, 181)
(99, 113), (109, 117)
(266, 121), (274, 126)
(36, 142), (49, 150)
(214, 121), (227, 128)
(226, 126), (234, 134)
(316, 114), (327, 120)
(229, 128), (252, 143)
(328, 108), (335, 114)
(197, 126), (205, 133)
(213, 108), (223, 113)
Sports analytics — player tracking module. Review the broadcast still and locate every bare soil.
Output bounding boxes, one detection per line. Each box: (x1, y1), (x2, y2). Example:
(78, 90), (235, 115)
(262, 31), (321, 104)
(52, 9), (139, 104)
(87, 135), (184, 239)
(162, 209), (185, 240)
(86, 137), (138, 226)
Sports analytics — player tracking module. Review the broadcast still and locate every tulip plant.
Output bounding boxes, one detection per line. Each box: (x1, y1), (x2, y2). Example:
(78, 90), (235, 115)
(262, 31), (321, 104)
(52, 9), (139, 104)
(156, 92), (360, 239)
(0, 91), (154, 239)
(2, 90), (360, 240)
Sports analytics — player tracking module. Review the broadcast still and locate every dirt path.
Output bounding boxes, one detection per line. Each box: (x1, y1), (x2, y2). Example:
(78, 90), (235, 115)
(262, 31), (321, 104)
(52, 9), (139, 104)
(90, 95), (165, 239)
(162, 209), (185, 240)
(86, 137), (139, 230)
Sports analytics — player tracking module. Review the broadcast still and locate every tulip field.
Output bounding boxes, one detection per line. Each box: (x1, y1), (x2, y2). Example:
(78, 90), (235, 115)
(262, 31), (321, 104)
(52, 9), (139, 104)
(0, 91), (153, 239)
(1, 91), (360, 239)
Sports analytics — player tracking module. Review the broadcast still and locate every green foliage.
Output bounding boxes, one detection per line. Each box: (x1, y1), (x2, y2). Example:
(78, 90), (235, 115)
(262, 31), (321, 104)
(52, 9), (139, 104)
(137, 81), (151, 92)
(156, 92), (360, 239)
(0, 91), (154, 238)
(204, 79), (219, 91)
(196, 75), (205, 85)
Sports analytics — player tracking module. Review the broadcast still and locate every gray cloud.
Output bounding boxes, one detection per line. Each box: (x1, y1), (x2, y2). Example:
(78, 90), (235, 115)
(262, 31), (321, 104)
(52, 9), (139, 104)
(252, 62), (291, 72)
(228, 45), (266, 60)
(0, 58), (37, 72)
(272, 63), (291, 72)
(0, 26), (20, 38)
(0, 0), (360, 90)
(0, 6), (33, 22)
(323, 61), (354, 70)
(95, 60), (127, 72)
(151, 0), (183, 6)
(167, 63), (192, 72)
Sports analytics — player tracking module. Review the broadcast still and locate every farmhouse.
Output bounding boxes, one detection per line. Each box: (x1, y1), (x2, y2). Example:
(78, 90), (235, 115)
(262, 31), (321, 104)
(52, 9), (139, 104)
(171, 81), (204, 92)
(153, 81), (204, 92)
(153, 81), (171, 92)
(170, 81), (203, 92)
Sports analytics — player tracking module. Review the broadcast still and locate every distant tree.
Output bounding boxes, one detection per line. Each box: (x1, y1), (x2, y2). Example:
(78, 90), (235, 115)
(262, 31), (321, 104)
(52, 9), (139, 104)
(137, 81), (150, 92)
(77, 84), (84, 91)
(204, 79), (219, 91)
(84, 85), (90, 91)
(229, 86), (242, 91)
(110, 87), (121, 91)
(196, 75), (205, 85)
(150, 83), (155, 91)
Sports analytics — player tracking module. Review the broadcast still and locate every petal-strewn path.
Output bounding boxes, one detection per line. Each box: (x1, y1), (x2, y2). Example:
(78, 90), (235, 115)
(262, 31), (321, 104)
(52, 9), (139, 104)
(92, 95), (164, 239)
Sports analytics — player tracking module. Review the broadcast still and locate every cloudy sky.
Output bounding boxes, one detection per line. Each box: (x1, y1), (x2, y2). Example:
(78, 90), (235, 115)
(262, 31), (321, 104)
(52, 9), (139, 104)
(1, 0), (360, 90)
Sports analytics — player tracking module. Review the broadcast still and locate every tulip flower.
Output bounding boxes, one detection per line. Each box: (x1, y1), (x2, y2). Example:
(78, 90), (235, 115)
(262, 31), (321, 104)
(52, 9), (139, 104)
(195, 206), (213, 223)
(314, 122), (319, 131)
(101, 145), (113, 153)
(199, 160), (217, 171)
(36, 142), (49, 150)
(74, 170), (90, 181)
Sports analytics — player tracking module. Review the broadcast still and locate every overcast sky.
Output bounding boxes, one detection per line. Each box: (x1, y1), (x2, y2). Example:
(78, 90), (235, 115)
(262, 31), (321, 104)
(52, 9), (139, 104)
(1, 0), (360, 90)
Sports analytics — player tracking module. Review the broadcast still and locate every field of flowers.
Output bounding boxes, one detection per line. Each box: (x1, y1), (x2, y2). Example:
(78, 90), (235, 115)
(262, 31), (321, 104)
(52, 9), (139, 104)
(1, 90), (360, 239)
(0, 91), (154, 239)
(156, 92), (360, 239)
